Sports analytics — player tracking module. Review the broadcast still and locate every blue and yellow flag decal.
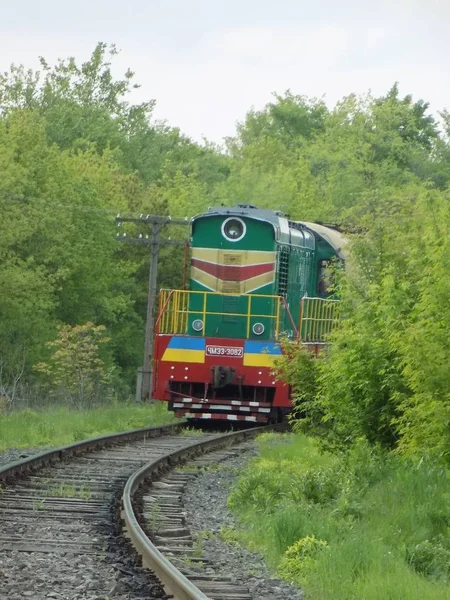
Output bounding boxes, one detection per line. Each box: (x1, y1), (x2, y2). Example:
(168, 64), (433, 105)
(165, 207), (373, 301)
(243, 341), (281, 367)
(161, 337), (206, 363)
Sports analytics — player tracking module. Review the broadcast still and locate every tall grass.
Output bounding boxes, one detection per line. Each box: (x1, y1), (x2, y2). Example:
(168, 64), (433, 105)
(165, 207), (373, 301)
(0, 401), (177, 450)
(228, 433), (450, 600)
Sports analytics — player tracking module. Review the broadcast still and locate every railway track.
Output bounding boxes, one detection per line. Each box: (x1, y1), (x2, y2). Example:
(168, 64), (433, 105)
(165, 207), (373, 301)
(135, 442), (259, 600)
(0, 422), (269, 599)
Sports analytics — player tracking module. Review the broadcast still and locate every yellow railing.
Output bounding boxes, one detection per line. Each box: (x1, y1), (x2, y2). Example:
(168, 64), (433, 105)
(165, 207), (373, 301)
(156, 289), (287, 337)
(299, 297), (340, 343)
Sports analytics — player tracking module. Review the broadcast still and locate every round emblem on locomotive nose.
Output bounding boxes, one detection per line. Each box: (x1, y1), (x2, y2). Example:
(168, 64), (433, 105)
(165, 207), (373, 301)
(222, 217), (246, 241)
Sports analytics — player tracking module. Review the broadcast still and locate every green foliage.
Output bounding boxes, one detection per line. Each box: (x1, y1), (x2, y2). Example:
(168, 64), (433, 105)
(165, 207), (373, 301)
(279, 535), (328, 583)
(278, 187), (450, 462)
(232, 91), (328, 150)
(228, 433), (450, 599)
(406, 539), (450, 581)
(34, 322), (111, 407)
(0, 44), (229, 395)
(274, 341), (323, 433)
(0, 106), (147, 384)
(223, 84), (448, 221)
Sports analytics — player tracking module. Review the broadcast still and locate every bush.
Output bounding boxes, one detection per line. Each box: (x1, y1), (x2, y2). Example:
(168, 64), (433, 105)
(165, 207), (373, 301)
(34, 322), (112, 407)
(228, 433), (450, 599)
(294, 466), (344, 504)
(276, 192), (450, 465)
(279, 535), (328, 582)
(406, 539), (450, 581)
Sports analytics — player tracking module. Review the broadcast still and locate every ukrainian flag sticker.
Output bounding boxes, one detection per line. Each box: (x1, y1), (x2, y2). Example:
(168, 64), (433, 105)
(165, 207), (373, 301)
(161, 337), (206, 363)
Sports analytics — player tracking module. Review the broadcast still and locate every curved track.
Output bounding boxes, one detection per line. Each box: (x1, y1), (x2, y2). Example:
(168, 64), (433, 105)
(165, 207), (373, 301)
(0, 423), (269, 599)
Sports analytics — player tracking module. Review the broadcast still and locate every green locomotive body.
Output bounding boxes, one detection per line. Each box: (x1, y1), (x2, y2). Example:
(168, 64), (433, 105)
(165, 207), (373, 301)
(152, 204), (347, 422)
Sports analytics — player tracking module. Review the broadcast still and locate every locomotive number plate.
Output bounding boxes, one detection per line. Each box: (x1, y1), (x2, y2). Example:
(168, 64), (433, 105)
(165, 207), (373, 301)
(206, 345), (243, 358)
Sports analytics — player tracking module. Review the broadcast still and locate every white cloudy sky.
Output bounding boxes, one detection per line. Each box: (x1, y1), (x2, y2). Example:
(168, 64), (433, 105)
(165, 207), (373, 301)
(1, 0), (449, 142)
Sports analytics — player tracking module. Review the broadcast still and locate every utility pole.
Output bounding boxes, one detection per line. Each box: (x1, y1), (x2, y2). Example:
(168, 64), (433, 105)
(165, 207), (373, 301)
(142, 221), (160, 401)
(116, 214), (190, 401)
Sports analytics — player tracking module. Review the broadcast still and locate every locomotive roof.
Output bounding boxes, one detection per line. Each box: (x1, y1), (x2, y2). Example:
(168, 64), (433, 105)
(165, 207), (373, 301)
(195, 205), (349, 260)
(299, 222), (349, 260)
(199, 204), (283, 228)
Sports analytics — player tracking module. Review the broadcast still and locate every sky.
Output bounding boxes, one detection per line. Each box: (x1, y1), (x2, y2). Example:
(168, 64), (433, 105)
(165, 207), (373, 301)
(1, 0), (449, 143)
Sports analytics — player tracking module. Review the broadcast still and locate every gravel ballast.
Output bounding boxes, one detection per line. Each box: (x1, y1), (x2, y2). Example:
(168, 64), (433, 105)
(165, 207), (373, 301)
(2, 438), (304, 599)
(182, 443), (304, 600)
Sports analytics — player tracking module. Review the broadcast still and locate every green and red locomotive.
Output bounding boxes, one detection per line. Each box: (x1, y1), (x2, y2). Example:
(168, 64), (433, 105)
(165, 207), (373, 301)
(151, 204), (347, 422)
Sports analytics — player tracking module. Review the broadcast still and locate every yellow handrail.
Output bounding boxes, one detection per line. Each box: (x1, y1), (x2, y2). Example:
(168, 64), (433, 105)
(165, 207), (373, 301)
(299, 297), (339, 342)
(275, 297), (281, 338)
(156, 289), (286, 337)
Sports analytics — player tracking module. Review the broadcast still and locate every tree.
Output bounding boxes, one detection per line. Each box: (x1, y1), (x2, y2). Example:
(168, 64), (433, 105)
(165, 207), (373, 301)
(231, 91), (328, 151)
(282, 186), (450, 463)
(34, 322), (112, 407)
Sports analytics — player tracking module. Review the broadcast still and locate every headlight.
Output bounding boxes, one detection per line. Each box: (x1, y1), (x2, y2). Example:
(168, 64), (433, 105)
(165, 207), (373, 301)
(252, 322), (265, 335)
(192, 319), (204, 332)
(222, 217), (246, 242)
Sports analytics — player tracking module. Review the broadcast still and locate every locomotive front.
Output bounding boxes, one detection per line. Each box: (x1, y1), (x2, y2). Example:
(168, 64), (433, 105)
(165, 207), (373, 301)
(151, 204), (344, 422)
(152, 205), (295, 422)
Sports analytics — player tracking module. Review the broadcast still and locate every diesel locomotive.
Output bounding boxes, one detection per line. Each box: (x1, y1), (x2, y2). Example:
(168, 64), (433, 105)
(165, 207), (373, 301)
(151, 204), (347, 422)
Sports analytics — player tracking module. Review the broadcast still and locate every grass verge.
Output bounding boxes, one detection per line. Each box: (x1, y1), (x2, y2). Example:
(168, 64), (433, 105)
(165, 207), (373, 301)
(228, 432), (450, 600)
(0, 401), (177, 451)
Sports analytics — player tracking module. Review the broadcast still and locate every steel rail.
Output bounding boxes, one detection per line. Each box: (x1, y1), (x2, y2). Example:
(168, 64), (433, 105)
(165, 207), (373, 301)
(0, 421), (185, 482)
(0, 420), (272, 598)
(122, 425), (270, 600)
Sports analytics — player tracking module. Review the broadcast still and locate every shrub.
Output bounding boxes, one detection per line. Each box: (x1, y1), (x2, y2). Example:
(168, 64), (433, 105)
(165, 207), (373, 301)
(406, 539), (450, 581)
(228, 432), (450, 599)
(279, 535), (329, 582)
(294, 466), (343, 504)
(34, 322), (112, 407)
